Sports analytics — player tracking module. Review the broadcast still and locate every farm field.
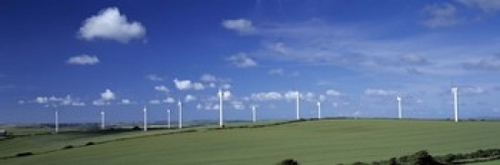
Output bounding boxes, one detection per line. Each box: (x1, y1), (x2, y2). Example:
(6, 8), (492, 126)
(1, 119), (500, 165)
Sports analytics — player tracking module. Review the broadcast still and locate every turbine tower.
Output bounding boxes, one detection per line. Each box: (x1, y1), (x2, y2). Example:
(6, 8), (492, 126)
(252, 106), (256, 123)
(396, 95), (402, 119)
(218, 89), (224, 128)
(296, 91), (300, 120)
(54, 109), (59, 133)
(178, 100), (183, 129)
(143, 106), (148, 132)
(100, 110), (105, 130)
(317, 101), (321, 119)
(452, 86), (459, 122)
(167, 109), (171, 129)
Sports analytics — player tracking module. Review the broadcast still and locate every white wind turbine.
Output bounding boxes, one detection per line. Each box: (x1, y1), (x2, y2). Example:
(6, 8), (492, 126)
(296, 91), (300, 120)
(396, 95), (402, 119)
(54, 107), (59, 133)
(252, 105), (257, 123)
(451, 86), (459, 122)
(218, 89), (224, 128)
(317, 101), (321, 119)
(178, 100), (183, 129)
(100, 110), (105, 130)
(143, 106), (148, 132)
(166, 109), (171, 129)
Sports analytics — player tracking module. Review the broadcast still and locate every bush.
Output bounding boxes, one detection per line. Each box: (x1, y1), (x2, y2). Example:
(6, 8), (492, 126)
(132, 126), (141, 131)
(277, 159), (300, 165)
(16, 152), (33, 157)
(86, 142), (95, 146)
(63, 145), (74, 149)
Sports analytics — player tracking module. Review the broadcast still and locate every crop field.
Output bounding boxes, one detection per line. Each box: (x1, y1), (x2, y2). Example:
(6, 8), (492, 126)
(1, 119), (500, 165)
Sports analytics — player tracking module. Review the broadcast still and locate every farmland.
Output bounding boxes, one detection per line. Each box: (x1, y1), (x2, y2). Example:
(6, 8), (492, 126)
(1, 119), (500, 165)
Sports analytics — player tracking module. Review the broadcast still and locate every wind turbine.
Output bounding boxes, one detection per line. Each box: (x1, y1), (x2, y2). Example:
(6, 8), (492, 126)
(296, 91), (300, 120)
(252, 106), (256, 123)
(218, 89), (224, 128)
(451, 86), (459, 122)
(178, 100), (183, 129)
(317, 101), (321, 119)
(396, 95), (402, 119)
(167, 109), (171, 129)
(100, 110), (105, 130)
(54, 108), (59, 133)
(143, 106), (148, 132)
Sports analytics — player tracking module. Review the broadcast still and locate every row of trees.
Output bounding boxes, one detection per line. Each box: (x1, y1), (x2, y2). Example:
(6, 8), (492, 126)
(278, 148), (500, 165)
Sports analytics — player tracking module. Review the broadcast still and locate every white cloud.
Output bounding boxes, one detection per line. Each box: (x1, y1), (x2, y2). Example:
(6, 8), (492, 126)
(78, 7), (146, 43)
(121, 99), (132, 105)
(173, 79), (205, 90)
(269, 42), (288, 55)
(193, 82), (205, 90)
(221, 91), (231, 100)
(36, 97), (49, 104)
(364, 89), (397, 96)
(32, 95), (85, 106)
(462, 86), (488, 95)
(146, 74), (164, 81)
(221, 18), (255, 34)
(92, 100), (106, 106)
(101, 89), (116, 100)
(230, 100), (245, 110)
(284, 91), (299, 100)
(268, 68), (284, 76)
(163, 97), (175, 103)
(154, 85), (169, 93)
(422, 3), (461, 28)
(200, 74), (217, 82)
(185, 95), (197, 102)
(462, 55), (500, 70)
(457, 0), (500, 13)
(149, 99), (161, 105)
(251, 92), (283, 101)
(226, 53), (258, 68)
(66, 55), (100, 65)
(326, 89), (342, 97)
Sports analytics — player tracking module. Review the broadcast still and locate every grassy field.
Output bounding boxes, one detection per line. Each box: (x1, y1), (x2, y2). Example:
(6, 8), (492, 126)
(1, 119), (500, 165)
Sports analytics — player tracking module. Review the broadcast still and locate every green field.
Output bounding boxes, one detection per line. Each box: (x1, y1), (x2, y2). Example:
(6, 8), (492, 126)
(1, 119), (500, 165)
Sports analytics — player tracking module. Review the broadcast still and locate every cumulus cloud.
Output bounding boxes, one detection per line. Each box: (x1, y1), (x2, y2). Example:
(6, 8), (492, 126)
(226, 53), (258, 68)
(164, 97), (176, 103)
(173, 79), (205, 90)
(121, 99), (132, 105)
(149, 100), (161, 105)
(66, 55), (100, 65)
(251, 92), (283, 101)
(154, 85), (169, 93)
(78, 7), (146, 43)
(457, 0), (500, 13)
(200, 74), (217, 82)
(269, 42), (288, 55)
(31, 95), (85, 106)
(185, 95), (197, 102)
(146, 74), (165, 81)
(364, 89), (397, 96)
(221, 18), (255, 34)
(100, 89), (116, 100)
(422, 3), (461, 28)
(400, 54), (431, 66)
(462, 55), (500, 70)
(268, 68), (284, 76)
(463, 86), (487, 95)
(326, 89), (342, 96)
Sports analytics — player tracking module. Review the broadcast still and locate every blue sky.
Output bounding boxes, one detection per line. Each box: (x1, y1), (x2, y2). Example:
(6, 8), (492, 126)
(2, 0), (500, 124)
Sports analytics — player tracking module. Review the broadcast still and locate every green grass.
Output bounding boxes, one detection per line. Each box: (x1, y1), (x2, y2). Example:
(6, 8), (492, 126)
(1, 119), (500, 165)
(470, 159), (500, 165)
